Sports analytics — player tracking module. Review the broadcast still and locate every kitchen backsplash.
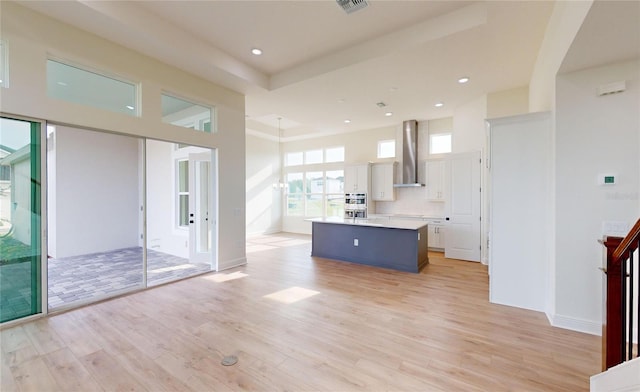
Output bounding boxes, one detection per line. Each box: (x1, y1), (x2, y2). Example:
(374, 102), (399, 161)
(375, 187), (445, 217)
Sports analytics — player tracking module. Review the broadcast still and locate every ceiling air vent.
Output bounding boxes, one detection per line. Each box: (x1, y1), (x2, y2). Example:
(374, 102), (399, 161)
(336, 0), (368, 14)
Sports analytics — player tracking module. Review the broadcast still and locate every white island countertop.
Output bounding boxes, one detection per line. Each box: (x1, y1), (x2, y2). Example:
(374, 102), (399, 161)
(307, 217), (429, 230)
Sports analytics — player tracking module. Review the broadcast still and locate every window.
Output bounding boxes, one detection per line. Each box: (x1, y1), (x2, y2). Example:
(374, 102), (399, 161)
(325, 147), (345, 163)
(161, 93), (214, 133)
(430, 133), (452, 154)
(285, 169), (344, 217)
(177, 160), (189, 227)
(325, 170), (345, 217)
(287, 147), (344, 166)
(284, 146), (345, 217)
(286, 172), (304, 216)
(46, 59), (137, 116)
(285, 152), (303, 167)
(305, 150), (323, 165)
(305, 171), (323, 216)
(377, 140), (395, 158)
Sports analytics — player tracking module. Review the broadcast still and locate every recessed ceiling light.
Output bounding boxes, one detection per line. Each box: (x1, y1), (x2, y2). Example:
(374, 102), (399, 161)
(434, 102), (444, 108)
(385, 112), (393, 117)
(126, 105), (135, 110)
(458, 77), (470, 84)
(251, 48), (263, 56)
(344, 119), (351, 124)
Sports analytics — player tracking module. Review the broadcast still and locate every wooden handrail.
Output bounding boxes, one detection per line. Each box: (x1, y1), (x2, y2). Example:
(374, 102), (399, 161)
(613, 218), (640, 263)
(601, 218), (640, 370)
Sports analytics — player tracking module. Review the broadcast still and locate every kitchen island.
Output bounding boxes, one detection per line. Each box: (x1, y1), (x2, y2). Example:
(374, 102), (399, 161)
(308, 217), (429, 273)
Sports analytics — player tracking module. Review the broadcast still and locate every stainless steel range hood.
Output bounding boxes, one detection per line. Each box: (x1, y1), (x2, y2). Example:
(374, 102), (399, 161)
(393, 120), (425, 188)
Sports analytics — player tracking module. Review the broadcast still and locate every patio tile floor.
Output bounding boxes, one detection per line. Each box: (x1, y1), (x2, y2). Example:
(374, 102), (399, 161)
(48, 247), (211, 308)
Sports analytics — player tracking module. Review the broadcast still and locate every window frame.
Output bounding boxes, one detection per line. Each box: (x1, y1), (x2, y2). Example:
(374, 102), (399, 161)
(176, 159), (189, 229)
(46, 57), (139, 116)
(161, 91), (216, 133)
(377, 139), (396, 159)
(429, 132), (452, 155)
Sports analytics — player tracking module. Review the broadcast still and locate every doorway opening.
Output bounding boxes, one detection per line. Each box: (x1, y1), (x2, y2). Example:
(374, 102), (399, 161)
(45, 125), (217, 310)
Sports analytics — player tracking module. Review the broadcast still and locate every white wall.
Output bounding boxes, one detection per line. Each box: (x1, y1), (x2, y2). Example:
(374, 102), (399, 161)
(246, 133), (281, 236)
(488, 112), (552, 313)
(1, 2), (247, 269)
(487, 86), (529, 119)
(554, 59), (640, 334)
(48, 126), (140, 258)
(453, 95), (489, 263)
(529, 0), (593, 112)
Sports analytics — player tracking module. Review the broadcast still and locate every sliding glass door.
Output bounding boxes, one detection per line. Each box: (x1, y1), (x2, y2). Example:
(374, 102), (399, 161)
(46, 125), (144, 309)
(0, 117), (43, 323)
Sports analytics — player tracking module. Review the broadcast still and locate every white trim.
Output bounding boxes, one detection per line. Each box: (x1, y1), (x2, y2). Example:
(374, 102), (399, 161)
(590, 358), (640, 392)
(218, 257), (247, 271)
(550, 313), (602, 336)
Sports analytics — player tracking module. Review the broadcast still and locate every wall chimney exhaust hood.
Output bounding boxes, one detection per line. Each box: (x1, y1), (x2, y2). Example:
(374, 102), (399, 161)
(394, 120), (425, 188)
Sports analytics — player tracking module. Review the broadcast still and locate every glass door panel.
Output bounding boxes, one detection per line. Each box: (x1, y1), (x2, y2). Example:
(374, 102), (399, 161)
(46, 125), (143, 309)
(0, 117), (42, 323)
(189, 153), (211, 262)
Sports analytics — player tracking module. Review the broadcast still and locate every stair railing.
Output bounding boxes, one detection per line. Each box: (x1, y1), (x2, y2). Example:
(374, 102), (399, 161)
(601, 218), (640, 370)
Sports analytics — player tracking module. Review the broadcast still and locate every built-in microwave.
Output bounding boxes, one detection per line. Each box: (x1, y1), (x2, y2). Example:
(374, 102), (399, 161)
(344, 193), (367, 218)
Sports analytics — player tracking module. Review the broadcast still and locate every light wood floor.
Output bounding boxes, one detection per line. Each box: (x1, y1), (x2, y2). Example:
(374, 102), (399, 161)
(1, 233), (601, 391)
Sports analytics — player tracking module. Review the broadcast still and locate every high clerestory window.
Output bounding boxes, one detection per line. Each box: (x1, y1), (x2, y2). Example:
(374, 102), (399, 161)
(46, 59), (138, 116)
(161, 93), (214, 133)
(430, 133), (452, 154)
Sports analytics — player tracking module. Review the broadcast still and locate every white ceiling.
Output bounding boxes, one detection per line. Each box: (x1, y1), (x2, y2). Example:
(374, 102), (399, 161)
(15, 1), (640, 139)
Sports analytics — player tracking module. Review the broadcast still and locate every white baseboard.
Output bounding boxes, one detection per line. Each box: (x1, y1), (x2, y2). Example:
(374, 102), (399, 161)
(591, 358), (640, 392)
(550, 313), (602, 336)
(217, 257), (247, 271)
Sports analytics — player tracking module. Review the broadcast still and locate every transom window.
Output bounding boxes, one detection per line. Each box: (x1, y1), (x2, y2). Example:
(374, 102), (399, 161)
(285, 146), (344, 167)
(46, 59), (137, 116)
(377, 140), (395, 159)
(430, 133), (452, 154)
(162, 93), (214, 133)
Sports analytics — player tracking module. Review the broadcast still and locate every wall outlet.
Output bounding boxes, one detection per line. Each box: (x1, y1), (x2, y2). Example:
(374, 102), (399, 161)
(353, 239), (359, 246)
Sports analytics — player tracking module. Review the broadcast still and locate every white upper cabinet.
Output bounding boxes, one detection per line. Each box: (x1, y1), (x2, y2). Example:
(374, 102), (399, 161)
(425, 159), (445, 201)
(371, 162), (397, 201)
(344, 163), (371, 194)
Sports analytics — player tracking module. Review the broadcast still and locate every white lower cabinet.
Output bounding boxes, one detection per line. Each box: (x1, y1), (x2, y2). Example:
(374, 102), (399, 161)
(427, 220), (445, 250)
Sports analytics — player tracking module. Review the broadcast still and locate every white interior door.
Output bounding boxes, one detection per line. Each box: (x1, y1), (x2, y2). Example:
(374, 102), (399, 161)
(188, 152), (211, 264)
(444, 151), (481, 262)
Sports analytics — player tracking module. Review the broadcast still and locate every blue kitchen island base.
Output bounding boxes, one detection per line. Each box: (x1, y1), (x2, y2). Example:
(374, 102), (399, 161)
(310, 219), (429, 273)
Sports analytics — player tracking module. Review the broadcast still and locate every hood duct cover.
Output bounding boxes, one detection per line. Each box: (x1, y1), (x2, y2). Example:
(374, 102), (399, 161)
(394, 120), (424, 188)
